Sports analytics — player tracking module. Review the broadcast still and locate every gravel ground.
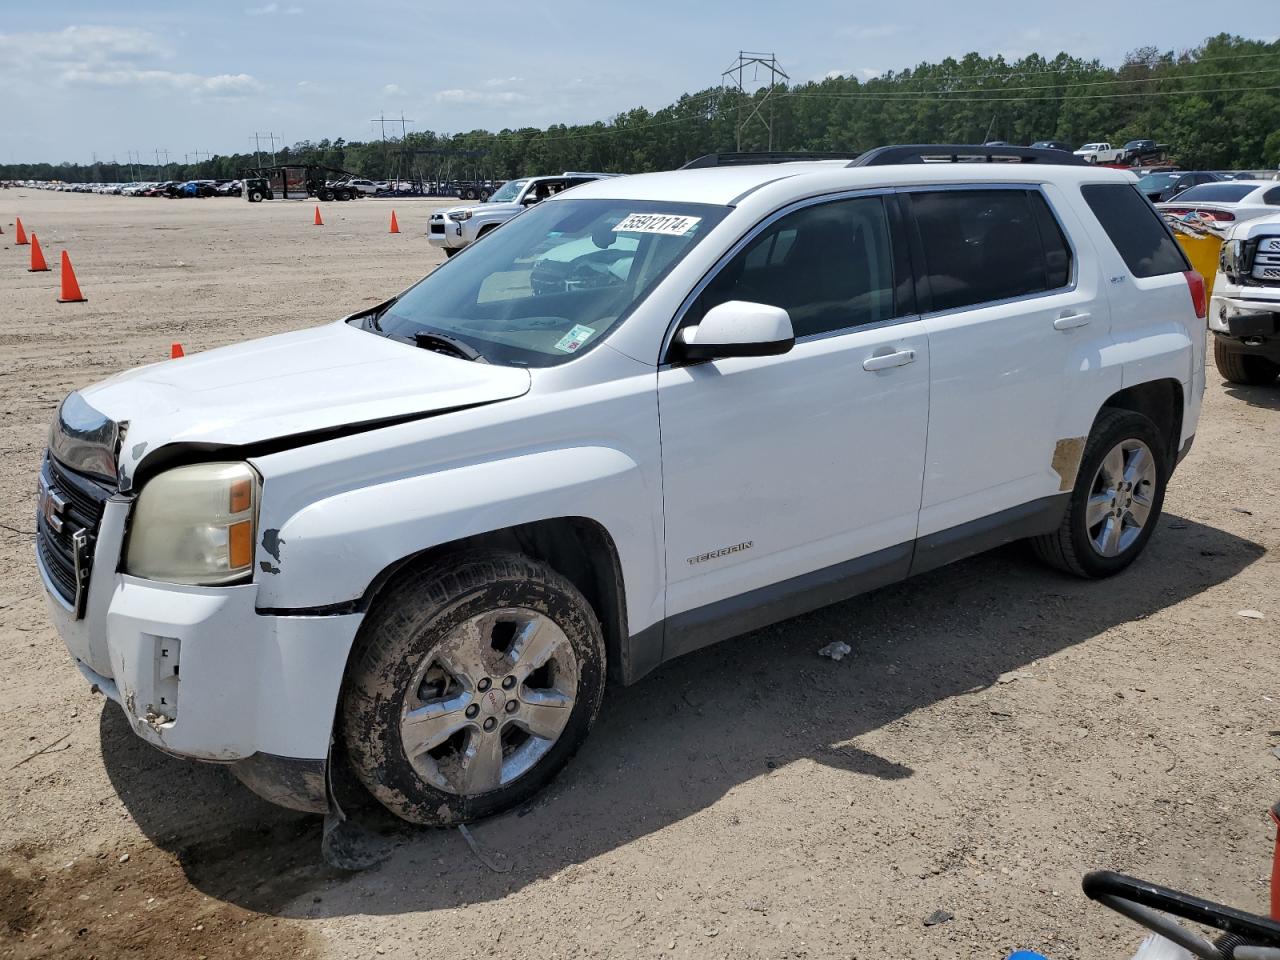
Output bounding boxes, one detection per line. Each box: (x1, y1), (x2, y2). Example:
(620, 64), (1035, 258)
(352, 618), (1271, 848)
(0, 188), (1277, 960)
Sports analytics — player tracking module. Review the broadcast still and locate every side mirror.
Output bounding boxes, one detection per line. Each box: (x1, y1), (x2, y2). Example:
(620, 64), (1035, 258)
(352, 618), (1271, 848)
(673, 301), (795, 362)
(522, 193), (541, 205)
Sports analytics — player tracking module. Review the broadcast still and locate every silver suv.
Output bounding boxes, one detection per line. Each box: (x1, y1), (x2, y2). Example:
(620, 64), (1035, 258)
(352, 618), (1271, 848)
(428, 172), (622, 256)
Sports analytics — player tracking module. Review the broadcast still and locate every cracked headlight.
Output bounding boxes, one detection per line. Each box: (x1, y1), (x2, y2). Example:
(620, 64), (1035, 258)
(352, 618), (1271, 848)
(126, 462), (260, 585)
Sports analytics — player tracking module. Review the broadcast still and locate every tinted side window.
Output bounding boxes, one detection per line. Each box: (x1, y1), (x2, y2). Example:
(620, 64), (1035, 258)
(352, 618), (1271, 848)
(1081, 183), (1190, 278)
(1029, 191), (1072, 289)
(909, 189), (1049, 312)
(695, 195), (895, 338)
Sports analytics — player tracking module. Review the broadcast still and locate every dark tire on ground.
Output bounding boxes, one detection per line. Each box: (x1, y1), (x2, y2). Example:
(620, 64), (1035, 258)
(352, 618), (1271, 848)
(1031, 408), (1169, 579)
(1214, 338), (1280, 385)
(443, 247), (459, 258)
(480, 189), (491, 201)
(320, 189), (334, 201)
(249, 191), (263, 203)
(340, 551), (607, 826)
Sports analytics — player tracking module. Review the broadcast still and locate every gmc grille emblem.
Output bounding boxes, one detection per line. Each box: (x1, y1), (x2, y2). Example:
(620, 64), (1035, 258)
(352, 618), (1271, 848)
(38, 478), (67, 534)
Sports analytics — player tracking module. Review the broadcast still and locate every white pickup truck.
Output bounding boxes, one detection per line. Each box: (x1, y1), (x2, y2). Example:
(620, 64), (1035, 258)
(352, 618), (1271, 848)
(1073, 142), (1127, 164)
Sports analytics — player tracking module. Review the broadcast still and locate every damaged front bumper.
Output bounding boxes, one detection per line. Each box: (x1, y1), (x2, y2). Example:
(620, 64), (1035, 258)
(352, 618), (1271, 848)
(42, 552), (362, 814)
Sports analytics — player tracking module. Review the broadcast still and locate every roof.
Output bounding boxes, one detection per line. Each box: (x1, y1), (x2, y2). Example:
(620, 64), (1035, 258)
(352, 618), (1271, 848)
(564, 160), (1137, 207)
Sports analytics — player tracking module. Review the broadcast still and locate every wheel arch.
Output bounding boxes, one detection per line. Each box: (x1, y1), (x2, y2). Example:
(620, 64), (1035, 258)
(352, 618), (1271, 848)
(1099, 378), (1184, 464)
(350, 516), (631, 687)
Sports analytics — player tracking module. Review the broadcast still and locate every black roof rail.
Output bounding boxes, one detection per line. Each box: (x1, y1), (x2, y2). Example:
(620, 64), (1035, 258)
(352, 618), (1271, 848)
(681, 152), (863, 169)
(849, 144), (1089, 167)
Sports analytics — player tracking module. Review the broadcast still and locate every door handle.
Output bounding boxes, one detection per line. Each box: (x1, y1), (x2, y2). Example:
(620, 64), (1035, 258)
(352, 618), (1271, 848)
(862, 349), (916, 371)
(1053, 312), (1091, 330)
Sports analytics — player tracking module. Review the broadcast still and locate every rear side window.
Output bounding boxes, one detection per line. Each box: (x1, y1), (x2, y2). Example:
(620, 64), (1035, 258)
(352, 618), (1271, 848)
(1081, 183), (1189, 278)
(909, 189), (1069, 313)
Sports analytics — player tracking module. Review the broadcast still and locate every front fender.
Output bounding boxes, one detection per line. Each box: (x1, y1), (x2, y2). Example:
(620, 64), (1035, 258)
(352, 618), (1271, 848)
(252, 445), (661, 629)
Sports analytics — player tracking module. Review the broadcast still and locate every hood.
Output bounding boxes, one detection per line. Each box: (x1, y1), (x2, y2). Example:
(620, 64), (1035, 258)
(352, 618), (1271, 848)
(1227, 212), (1280, 241)
(439, 202), (521, 220)
(74, 321), (531, 486)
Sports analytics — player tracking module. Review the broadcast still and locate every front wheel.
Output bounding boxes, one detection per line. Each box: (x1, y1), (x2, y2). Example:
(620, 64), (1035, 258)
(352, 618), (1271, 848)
(249, 190), (263, 203)
(1031, 409), (1168, 578)
(443, 247), (459, 258)
(1214, 338), (1280, 385)
(341, 552), (606, 825)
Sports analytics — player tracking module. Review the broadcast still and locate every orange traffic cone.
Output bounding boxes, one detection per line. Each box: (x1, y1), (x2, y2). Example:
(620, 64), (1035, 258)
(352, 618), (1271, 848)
(313, 206), (324, 226)
(389, 210), (400, 234)
(15, 217), (29, 245)
(57, 251), (86, 302)
(28, 233), (49, 272)
(170, 343), (185, 359)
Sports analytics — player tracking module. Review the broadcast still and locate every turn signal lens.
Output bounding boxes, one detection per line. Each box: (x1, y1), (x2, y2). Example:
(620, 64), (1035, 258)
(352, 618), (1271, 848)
(126, 462), (261, 585)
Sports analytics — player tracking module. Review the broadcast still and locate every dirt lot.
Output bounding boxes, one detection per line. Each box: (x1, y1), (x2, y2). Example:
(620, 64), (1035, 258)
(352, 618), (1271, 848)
(1, 188), (1277, 960)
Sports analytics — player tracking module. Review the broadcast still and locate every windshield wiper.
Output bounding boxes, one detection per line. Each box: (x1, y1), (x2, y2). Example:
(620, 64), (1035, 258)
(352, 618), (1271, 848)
(413, 331), (488, 363)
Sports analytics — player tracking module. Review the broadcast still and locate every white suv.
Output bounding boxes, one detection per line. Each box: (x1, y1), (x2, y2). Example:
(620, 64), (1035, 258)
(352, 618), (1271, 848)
(37, 146), (1206, 831)
(428, 172), (621, 256)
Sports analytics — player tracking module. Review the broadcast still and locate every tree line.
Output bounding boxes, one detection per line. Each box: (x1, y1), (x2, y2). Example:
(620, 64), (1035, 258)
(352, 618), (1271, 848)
(5, 33), (1277, 185)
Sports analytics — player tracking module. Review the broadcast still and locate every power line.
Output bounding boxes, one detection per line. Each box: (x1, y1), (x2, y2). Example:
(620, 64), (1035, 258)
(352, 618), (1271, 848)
(784, 83), (1280, 104)
(814, 66), (1280, 98)
(875, 47), (1280, 84)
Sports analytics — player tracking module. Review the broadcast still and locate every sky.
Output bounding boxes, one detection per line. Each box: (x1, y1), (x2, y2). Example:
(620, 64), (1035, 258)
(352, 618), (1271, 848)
(0, 1), (1268, 165)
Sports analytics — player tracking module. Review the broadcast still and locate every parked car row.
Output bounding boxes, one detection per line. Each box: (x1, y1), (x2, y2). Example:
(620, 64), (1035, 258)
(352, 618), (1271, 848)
(25, 179), (248, 198)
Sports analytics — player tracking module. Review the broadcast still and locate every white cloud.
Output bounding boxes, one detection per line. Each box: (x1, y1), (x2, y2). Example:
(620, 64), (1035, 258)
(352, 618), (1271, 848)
(436, 87), (529, 105)
(0, 25), (170, 66)
(484, 76), (524, 88)
(383, 83), (403, 95)
(247, 3), (303, 14)
(0, 25), (258, 99)
(822, 70), (846, 81)
(61, 68), (260, 97)
(859, 67), (881, 79)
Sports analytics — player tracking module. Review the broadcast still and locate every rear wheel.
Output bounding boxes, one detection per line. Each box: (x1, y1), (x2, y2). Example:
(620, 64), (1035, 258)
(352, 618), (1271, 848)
(249, 190), (263, 203)
(1214, 338), (1280, 385)
(341, 552), (606, 825)
(1031, 409), (1168, 578)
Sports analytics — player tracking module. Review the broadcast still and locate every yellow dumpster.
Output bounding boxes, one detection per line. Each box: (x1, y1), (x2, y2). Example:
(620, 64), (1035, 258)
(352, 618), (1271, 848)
(1174, 232), (1223, 298)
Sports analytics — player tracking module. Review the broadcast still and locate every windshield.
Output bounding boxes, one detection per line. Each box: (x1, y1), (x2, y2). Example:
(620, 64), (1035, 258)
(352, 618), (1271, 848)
(370, 198), (729, 366)
(1138, 173), (1179, 192)
(1173, 183), (1258, 203)
(488, 179), (527, 203)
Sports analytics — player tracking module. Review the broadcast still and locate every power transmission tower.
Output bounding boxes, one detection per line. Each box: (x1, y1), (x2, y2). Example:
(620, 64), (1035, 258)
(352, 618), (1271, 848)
(369, 112), (415, 184)
(722, 51), (789, 151)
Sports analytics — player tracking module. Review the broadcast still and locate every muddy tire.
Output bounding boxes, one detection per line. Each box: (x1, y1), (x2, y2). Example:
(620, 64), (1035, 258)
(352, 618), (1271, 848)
(1031, 409), (1168, 579)
(1214, 338), (1279, 385)
(340, 551), (606, 825)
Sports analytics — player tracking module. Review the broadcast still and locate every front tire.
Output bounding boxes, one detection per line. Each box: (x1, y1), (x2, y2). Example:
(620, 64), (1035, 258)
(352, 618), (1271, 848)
(1031, 409), (1168, 578)
(443, 247), (459, 258)
(341, 552), (606, 825)
(1214, 338), (1280, 385)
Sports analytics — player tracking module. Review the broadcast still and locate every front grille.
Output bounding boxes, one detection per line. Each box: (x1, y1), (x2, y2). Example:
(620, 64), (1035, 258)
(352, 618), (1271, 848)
(36, 456), (112, 615)
(430, 221), (445, 235)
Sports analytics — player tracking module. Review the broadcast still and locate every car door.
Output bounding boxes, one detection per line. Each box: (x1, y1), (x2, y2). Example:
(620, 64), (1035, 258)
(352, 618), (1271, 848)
(656, 192), (930, 658)
(904, 184), (1110, 563)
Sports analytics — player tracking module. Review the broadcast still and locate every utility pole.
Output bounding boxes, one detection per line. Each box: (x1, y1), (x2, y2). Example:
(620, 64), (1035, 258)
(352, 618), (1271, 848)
(722, 51), (789, 151)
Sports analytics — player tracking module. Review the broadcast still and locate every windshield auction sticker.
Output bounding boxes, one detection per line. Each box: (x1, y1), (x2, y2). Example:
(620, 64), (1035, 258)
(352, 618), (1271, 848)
(554, 324), (596, 353)
(613, 213), (702, 236)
